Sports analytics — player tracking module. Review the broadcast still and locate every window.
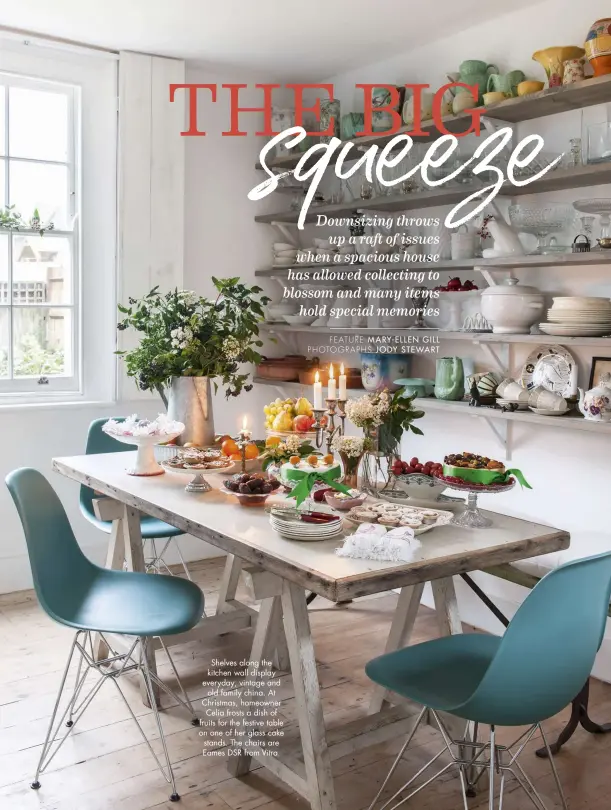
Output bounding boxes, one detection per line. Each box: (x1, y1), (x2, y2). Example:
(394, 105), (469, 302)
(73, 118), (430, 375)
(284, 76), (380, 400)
(0, 73), (78, 394)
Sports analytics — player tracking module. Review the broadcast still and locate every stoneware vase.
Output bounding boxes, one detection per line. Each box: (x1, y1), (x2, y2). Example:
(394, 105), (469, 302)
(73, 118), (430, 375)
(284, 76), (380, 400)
(532, 46), (585, 87)
(167, 376), (215, 447)
(562, 58), (585, 85)
(339, 451), (364, 489)
(435, 357), (464, 401)
(585, 18), (611, 76)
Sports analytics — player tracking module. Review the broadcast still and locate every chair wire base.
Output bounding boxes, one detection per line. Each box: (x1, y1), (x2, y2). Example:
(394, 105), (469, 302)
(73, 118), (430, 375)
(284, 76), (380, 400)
(31, 630), (198, 802)
(367, 710), (569, 810)
(143, 537), (193, 580)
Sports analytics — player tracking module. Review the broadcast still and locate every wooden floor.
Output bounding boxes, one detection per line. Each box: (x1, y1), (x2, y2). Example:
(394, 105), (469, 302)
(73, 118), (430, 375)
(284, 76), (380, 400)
(2, 558), (611, 810)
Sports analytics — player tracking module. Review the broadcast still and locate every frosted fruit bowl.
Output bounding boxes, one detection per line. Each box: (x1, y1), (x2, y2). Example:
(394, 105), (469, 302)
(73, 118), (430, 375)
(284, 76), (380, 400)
(392, 473), (447, 501)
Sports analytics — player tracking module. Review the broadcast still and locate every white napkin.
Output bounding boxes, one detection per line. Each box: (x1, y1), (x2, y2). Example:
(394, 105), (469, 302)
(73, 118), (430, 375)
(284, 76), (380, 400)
(336, 523), (419, 562)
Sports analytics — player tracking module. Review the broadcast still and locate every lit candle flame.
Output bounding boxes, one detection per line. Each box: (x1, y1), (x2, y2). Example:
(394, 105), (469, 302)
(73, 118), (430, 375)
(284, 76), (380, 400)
(242, 416), (248, 430)
(340, 363), (345, 375)
(315, 370), (320, 383)
(329, 363), (334, 379)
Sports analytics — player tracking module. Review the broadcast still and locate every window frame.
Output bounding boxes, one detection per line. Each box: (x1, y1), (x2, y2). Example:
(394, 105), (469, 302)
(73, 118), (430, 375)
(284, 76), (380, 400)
(0, 39), (117, 407)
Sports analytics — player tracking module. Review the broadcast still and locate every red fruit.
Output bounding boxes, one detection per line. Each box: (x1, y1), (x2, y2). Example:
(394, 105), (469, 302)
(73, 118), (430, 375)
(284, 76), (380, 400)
(414, 463), (423, 472)
(405, 466), (415, 474)
(392, 462), (403, 475)
(471, 284), (478, 290)
(293, 415), (315, 433)
(457, 285), (467, 291)
(447, 277), (461, 289)
(410, 457), (419, 467)
(425, 461), (434, 468)
(423, 465), (432, 475)
(401, 461), (409, 471)
(313, 487), (332, 503)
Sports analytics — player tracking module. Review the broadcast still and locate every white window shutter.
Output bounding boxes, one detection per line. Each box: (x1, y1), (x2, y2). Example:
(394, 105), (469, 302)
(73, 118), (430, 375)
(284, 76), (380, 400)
(117, 51), (185, 401)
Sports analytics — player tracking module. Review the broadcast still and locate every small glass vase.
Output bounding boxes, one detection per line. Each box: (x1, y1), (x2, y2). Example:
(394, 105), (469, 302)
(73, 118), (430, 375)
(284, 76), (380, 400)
(339, 451), (364, 489)
(359, 427), (398, 495)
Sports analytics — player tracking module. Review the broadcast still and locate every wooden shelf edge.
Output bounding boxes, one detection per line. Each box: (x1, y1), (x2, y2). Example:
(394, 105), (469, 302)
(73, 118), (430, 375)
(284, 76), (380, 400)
(252, 378), (607, 435)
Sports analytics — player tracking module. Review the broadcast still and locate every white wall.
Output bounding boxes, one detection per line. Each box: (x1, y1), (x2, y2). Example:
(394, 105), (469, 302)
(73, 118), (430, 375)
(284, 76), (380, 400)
(312, 0), (611, 677)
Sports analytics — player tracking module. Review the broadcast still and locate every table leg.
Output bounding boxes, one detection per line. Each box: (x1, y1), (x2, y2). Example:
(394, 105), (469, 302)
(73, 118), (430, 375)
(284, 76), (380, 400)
(93, 515), (125, 661)
(281, 581), (337, 810)
(122, 506), (160, 708)
(216, 555), (243, 615)
(226, 595), (282, 777)
(431, 577), (466, 742)
(369, 583), (425, 715)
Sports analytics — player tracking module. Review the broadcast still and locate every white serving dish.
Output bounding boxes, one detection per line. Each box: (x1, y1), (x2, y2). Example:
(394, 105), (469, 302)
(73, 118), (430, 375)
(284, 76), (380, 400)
(102, 416), (184, 476)
(282, 314), (316, 326)
(480, 277), (544, 334)
(391, 473), (447, 501)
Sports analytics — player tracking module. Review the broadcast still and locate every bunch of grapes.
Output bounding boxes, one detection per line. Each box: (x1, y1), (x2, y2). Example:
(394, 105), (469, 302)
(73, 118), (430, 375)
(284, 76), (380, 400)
(263, 398), (296, 430)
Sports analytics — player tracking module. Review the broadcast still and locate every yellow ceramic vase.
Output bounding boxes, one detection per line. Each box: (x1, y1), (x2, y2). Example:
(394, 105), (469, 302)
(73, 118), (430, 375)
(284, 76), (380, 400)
(585, 18), (611, 76)
(532, 46), (586, 87)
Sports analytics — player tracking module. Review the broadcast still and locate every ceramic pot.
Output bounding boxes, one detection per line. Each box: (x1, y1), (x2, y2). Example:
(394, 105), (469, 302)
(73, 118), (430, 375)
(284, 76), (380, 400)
(563, 58), (585, 85)
(320, 99), (340, 143)
(483, 91), (506, 107)
(456, 60), (499, 103)
(341, 112), (364, 140)
(451, 225), (476, 260)
(480, 277), (544, 335)
(394, 377), (436, 397)
(435, 357), (464, 401)
(579, 376), (611, 421)
(360, 353), (411, 392)
(585, 18), (611, 76)
(487, 70), (526, 97)
(167, 376), (215, 446)
(372, 87), (394, 132)
(517, 80), (545, 96)
(532, 46), (585, 87)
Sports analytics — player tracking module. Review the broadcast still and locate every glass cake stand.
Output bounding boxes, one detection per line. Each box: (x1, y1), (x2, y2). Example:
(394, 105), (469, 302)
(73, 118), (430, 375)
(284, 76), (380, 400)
(434, 474), (516, 528)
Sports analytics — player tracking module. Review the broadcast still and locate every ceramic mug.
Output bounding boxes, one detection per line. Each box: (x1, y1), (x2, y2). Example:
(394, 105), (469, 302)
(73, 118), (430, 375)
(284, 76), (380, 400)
(483, 91), (506, 107)
(562, 58), (585, 85)
(498, 380), (530, 402)
(528, 387), (568, 411)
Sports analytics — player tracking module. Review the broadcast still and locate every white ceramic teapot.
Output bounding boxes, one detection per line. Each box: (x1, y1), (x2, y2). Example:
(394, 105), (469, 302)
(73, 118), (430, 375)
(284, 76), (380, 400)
(578, 374), (611, 422)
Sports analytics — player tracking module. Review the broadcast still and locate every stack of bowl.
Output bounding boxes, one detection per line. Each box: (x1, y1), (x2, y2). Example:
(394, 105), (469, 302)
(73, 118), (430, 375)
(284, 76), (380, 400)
(539, 296), (611, 336)
(273, 242), (298, 267)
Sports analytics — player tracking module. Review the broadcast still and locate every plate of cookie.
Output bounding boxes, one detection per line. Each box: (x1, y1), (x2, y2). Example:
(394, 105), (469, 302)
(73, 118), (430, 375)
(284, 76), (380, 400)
(344, 501), (453, 535)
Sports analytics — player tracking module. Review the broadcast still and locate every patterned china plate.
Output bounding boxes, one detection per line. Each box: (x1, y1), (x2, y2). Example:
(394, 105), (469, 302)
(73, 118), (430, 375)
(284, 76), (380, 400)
(520, 344), (577, 397)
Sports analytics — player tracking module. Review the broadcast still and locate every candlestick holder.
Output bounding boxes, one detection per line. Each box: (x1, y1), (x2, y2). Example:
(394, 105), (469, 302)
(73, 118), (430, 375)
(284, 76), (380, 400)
(312, 399), (346, 454)
(234, 432), (252, 474)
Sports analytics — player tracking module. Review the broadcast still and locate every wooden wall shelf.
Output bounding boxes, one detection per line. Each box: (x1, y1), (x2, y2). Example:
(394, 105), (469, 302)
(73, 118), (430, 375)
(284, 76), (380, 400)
(255, 252), (611, 277)
(257, 73), (611, 172)
(254, 164), (611, 224)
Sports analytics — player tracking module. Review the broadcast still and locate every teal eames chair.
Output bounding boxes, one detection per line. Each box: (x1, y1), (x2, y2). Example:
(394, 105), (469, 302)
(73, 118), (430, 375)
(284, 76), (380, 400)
(80, 417), (192, 579)
(365, 552), (611, 810)
(7, 468), (205, 802)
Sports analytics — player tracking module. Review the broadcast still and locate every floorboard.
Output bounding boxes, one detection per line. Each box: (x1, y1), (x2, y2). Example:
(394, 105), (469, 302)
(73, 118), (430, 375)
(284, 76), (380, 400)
(1, 557), (609, 809)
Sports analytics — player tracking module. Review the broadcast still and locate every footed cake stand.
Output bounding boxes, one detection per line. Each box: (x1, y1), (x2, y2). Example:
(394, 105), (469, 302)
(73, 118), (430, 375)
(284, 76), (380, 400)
(434, 474), (516, 528)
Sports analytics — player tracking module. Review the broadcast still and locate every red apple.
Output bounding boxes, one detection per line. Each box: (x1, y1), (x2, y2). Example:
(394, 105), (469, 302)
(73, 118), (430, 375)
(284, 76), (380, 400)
(410, 457), (419, 467)
(405, 466), (415, 474)
(414, 463), (423, 472)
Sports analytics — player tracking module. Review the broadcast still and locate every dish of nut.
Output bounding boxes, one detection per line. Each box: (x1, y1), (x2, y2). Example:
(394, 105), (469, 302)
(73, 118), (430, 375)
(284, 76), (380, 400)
(163, 448), (233, 470)
(443, 452), (504, 471)
(344, 501), (453, 535)
(222, 472), (282, 496)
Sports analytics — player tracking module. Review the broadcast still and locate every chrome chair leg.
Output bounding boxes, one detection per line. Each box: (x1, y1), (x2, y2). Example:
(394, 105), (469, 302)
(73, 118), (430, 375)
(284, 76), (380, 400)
(539, 724), (569, 810)
(30, 631), (197, 802)
(489, 725), (496, 810)
(144, 537), (192, 580)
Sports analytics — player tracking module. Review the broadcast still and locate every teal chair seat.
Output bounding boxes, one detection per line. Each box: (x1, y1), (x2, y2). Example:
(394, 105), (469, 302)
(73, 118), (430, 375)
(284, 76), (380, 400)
(83, 509), (184, 539)
(366, 634), (501, 716)
(56, 568), (203, 636)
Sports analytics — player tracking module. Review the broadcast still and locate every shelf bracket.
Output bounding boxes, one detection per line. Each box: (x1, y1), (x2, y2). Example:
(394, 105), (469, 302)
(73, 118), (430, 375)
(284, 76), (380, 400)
(472, 413), (509, 456)
(475, 342), (508, 375)
(474, 266), (515, 287)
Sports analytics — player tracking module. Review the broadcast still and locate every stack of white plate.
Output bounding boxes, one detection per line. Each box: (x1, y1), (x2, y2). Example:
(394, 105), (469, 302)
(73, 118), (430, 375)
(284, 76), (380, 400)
(269, 512), (344, 542)
(539, 297), (611, 336)
(273, 242), (298, 267)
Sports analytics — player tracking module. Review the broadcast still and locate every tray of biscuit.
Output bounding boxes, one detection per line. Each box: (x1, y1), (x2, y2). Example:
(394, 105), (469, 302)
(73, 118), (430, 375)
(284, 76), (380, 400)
(344, 500), (453, 535)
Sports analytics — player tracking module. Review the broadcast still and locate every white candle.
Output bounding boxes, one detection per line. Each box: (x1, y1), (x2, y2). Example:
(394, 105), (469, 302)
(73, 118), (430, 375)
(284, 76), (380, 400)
(338, 363), (347, 400)
(313, 370), (323, 410)
(240, 415), (252, 442)
(328, 364), (336, 400)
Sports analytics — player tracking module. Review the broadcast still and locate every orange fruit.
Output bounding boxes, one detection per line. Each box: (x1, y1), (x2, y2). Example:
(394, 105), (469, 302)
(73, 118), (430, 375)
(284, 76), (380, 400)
(289, 455), (301, 465)
(245, 443), (259, 459)
(306, 455), (318, 466)
(322, 454), (334, 465)
(265, 436), (281, 448)
(221, 438), (239, 456)
(229, 452), (242, 461)
(216, 433), (232, 446)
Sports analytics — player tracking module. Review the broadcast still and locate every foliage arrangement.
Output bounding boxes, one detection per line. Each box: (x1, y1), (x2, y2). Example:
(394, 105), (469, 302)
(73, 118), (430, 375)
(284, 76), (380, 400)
(377, 388), (425, 457)
(261, 435), (317, 470)
(116, 277), (270, 400)
(0, 205), (55, 237)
